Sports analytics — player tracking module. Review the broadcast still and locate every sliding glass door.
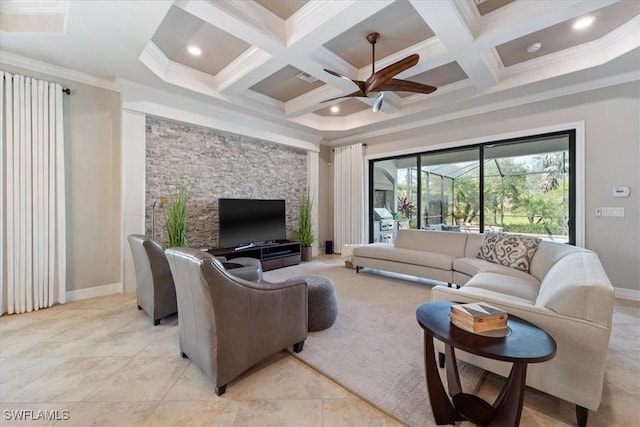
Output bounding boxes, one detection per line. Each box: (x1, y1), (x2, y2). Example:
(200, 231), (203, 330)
(370, 157), (418, 243)
(420, 149), (480, 232)
(368, 130), (575, 244)
(483, 136), (572, 242)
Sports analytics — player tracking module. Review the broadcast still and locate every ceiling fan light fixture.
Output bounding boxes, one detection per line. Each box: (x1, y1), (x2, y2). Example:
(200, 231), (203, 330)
(372, 92), (384, 113)
(330, 105), (340, 113)
(526, 42), (542, 53)
(187, 45), (202, 56)
(572, 16), (595, 30)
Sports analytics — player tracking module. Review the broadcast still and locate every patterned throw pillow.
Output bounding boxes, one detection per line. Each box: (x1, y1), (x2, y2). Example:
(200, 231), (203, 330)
(476, 232), (542, 272)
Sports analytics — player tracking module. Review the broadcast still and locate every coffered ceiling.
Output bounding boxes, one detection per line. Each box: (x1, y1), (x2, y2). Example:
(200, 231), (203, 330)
(1, 0), (638, 144)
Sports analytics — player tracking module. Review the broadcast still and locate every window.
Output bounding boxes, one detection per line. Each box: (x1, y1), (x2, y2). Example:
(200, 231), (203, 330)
(368, 130), (575, 244)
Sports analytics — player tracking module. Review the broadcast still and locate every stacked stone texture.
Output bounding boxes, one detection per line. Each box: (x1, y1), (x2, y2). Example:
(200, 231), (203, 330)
(145, 116), (307, 248)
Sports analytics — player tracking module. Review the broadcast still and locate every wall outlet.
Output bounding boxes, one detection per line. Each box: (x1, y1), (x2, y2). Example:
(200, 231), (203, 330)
(600, 207), (625, 217)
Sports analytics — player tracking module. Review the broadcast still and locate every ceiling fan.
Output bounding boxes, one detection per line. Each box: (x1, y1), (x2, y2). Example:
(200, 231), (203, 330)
(323, 32), (437, 112)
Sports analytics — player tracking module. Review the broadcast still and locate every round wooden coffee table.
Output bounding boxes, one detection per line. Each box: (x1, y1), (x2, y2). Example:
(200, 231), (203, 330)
(416, 301), (556, 426)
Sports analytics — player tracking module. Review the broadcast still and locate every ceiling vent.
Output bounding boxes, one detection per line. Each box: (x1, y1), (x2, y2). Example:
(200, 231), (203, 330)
(296, 71), (318, 83)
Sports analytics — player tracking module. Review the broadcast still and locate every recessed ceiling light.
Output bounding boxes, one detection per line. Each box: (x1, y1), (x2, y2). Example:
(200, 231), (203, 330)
(526, 42), (542, 53)
(187, 46), (202, 56)
(572, 16), (595, 30)
(330, 105), (340, 113)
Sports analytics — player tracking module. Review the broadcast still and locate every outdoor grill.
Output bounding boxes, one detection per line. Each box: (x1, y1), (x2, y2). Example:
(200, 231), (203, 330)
(373, 208), (395, 243)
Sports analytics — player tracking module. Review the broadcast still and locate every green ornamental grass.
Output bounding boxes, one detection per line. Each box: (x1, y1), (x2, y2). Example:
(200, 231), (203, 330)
(296, 192), (315, 247)
(165, 185), (189, 248)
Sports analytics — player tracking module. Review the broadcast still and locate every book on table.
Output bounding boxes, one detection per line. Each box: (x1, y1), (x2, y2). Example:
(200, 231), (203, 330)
(450, 302), (508, 333)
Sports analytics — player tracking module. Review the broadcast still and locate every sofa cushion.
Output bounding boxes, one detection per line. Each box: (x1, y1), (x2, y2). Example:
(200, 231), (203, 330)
(464, 233), (485, 258)
(354, 244), (455, 270)
(464, 272), (540, 303)
(536, 252), (614, 326)
(395, 229), (468, 258)
(477, 232), (542, 272)
(454, 257), (540, 283)
(529, 241), (584, 282)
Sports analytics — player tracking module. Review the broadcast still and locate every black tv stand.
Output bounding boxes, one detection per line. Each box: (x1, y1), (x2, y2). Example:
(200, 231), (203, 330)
(208, 241), (301, 271)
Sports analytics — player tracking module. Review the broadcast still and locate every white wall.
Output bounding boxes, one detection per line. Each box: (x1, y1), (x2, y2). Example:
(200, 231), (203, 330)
(0, 64), (121, 293)
(357, 82), (640, 291)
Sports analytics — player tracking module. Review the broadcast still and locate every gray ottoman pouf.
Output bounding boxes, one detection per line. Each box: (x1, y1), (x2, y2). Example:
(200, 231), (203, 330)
(289, 275), (338, 332)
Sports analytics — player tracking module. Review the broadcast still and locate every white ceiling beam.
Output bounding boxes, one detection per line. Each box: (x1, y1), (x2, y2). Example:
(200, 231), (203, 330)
(307, 46), (360, 85)
(284, 85), (348, 118)
(410, 0), (498, 88)
(215, 47), (283, 96)
(286, 0), (394, 50)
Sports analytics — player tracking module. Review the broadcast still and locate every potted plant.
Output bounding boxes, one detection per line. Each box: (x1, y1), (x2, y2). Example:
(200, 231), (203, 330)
(296, 191), (315, 261)
(164, 185), (189, 248)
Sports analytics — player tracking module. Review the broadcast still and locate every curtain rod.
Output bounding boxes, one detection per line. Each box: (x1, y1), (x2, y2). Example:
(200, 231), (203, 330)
(332, 143), (367, 152)
(2, 74), (70, 94)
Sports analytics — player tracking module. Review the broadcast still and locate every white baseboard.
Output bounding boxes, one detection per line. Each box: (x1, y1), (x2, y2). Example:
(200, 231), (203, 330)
(65, 282), (123, 302)
(614, 287), (640, 301)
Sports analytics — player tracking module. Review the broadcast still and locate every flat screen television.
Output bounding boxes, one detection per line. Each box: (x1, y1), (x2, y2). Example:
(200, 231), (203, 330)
(218, 198), (286, 248)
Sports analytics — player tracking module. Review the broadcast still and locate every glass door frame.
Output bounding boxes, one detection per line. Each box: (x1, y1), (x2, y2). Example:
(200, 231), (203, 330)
(367, 129), (576, 245)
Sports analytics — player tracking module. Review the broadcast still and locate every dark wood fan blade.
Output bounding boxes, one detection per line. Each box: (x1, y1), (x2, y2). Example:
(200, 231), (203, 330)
(324, 69), (366, 93)
(377, 78), (437, 95)
(365, 54), (419, 93)
(322, 90), (365, 103)
(324, 68), (349, 79)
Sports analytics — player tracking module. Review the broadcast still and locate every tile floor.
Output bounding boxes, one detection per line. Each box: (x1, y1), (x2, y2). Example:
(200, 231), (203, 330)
(1, 255), (638, 426)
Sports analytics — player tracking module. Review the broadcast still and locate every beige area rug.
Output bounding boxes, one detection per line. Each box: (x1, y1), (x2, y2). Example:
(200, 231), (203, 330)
(264, 259), (486, 427)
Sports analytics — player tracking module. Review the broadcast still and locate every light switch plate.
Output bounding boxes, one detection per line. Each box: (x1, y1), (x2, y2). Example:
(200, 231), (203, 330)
(613, 186), (630, 197)
(600, 207), (625, 217)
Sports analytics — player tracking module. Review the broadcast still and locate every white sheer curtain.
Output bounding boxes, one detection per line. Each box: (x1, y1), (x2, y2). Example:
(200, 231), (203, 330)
(333, 143), (365, 252)
(1, 72), (66, 315)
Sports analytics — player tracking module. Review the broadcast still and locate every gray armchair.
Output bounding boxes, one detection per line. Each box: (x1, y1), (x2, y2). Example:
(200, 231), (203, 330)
(127, 234), (178, 325)
(165, 247), (307, 396)
(216, 256), (264, 282)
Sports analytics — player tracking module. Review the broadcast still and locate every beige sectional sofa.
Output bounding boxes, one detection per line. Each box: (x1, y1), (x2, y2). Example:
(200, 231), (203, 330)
(352, 229), (614, 426)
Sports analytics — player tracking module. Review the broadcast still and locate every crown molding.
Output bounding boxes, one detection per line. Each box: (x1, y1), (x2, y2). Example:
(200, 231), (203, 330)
(447, 0), (480, 38)
(288, 0), (395, 51)
(119, 78), (322, 151)
(312, 46), (359, 82)
(477, 0), (617, 48)
(175, 0), (284, 53)
(0, 0), (67, 14)
(234, 89), (286, 118)
(215, 46), (274, 93)
(0, 50), (118, 92)
(138, 41), (168, 80)
(481, 47), (503, 83)
(138, 41), (228, 101)
(286, 0), (356, 47)
(500, 17), (640, 80)
(207, 0), (285, 45)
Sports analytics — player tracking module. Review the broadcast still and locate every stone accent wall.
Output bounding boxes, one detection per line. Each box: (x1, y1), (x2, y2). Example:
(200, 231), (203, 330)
(145, 116), (307, 248)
